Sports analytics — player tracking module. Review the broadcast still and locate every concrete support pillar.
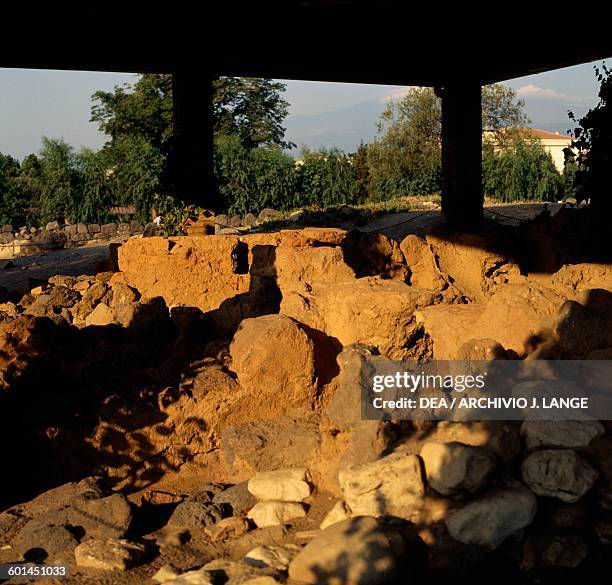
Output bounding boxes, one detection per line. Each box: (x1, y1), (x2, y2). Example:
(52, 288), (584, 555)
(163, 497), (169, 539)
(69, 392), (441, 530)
(172, 71), (221, 210)
(438, 82), (483, 227)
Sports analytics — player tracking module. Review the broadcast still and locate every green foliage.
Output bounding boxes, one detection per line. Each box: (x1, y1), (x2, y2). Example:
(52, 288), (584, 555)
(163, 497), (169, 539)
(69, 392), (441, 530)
(482, 138), (563, 202)
(214, 137), (359, 215)
(213, 78), (295, 150)
(367, 84), (529, 200)
(74, 148), (112, 224)
(297, 148), (358, 208)
(91, 74), (173, 199)
(368, 87), (441, 201)
(151, 193), (202, 236)
(109, 136), (164, 223)
(481, 84), (530, 143)
(91, 74), (174, 152)
(37, 137), (80, 224)
(214, 135), (299, 215)
(0, 153), (28, 226)
(561, 158), (579, 200)
(566, 63), (612, 209)
(353, 141), (371, 203)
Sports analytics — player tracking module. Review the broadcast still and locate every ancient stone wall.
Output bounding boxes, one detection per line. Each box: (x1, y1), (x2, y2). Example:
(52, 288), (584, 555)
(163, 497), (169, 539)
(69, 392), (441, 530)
(0, 220), (154, 260)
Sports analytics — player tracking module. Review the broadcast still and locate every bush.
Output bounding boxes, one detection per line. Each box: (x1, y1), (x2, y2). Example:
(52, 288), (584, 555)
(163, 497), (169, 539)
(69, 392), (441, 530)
(297, 148), (358, 208)
(566, 63), (612, 209)
(482, 138), (563, 202)
(214, 137), (359, 215)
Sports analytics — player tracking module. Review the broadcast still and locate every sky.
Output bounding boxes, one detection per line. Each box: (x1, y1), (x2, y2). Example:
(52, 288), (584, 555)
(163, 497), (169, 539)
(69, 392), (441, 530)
(0, 59), (608, 160)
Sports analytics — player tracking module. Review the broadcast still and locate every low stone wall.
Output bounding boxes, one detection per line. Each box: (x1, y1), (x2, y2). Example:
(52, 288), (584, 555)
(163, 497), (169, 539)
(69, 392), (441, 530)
(0, 221), (150, 260)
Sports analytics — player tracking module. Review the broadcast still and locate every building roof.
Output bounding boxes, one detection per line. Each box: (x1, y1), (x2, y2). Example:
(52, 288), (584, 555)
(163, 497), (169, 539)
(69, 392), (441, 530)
(520, 128), (572, 141)
(110, 206), (136, 215)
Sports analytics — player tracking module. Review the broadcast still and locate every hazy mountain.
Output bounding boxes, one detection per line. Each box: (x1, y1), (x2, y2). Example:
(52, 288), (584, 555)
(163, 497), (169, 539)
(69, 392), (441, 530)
(283, 93), (596, 154)
(285, 99), (386, 155)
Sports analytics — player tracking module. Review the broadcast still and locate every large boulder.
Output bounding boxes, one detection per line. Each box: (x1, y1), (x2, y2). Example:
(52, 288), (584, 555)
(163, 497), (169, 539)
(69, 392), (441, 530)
(60, 493), (132, 539)
(282, 278), (437, 359)
(229, 314), (317, 410)
(426, 227), (524, 302)
(288, 517), (399, 585)
(521, 419), (604, 450)
(338, 448), (425, 521)
(221, 415), (319, 473)
(213, 482), (257, 516)
(166, 501), (223, 530)
(74, 538), (146, 571)
(317, 346), (399, 492)
(400, 234), (447, 292)
(522, 449), (598, 503)
(247, 501), (306, 528)
(420, 442), (496, 497)
(248, 468), (311, 502)
(7, 477), (104, 519)
(11, 521), (78, 560)
(426, 421), (522, 468)
(417, 282), (565, 357)
(553, 296), (612, 358)
(445, 483), (537, 549)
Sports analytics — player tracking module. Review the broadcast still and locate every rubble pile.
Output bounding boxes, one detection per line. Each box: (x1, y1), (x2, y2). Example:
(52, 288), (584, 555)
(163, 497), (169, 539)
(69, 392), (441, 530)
(0, 209), (611, 582)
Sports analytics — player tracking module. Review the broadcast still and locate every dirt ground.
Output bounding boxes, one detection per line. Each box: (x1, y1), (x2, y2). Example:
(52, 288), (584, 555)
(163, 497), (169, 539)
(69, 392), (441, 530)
(0, 244), (113, 295)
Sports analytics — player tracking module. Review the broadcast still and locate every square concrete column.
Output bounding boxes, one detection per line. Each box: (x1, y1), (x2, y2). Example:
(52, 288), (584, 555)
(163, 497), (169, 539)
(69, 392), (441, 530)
(172, 71), (221, 209)
(438, 82), (483, 227)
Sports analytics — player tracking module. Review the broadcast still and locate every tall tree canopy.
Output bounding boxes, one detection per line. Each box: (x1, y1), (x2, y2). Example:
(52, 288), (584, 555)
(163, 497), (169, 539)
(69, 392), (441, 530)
(213, 77), (295, 150)
(37, 137), (80, 223)
(367, 84), (530, 199)
(91, 74), (174, 153)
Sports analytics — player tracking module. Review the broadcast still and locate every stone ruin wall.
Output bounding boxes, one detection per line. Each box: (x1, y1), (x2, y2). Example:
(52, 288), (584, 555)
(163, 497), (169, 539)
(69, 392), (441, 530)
(0, 220), (157, 260)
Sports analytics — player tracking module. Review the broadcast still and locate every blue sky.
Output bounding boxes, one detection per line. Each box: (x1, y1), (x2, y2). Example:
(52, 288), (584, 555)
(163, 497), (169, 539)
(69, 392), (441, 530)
(0, 60), (608, 160)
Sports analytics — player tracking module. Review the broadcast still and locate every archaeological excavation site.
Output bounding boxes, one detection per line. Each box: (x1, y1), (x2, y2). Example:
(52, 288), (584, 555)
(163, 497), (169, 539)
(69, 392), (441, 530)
(0, 204), (611, 584)
(1, 4), (612, 584)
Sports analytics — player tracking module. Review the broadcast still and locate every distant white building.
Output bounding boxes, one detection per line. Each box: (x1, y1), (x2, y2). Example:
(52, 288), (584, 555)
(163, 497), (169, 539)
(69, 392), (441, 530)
(484, 128), (573, 172)
(518, 128), (573, 172)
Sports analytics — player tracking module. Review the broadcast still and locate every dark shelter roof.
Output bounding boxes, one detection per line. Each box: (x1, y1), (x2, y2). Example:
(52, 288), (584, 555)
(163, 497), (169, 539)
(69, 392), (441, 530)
(3, 3), (612, 226)
(2, 3), (611, 85)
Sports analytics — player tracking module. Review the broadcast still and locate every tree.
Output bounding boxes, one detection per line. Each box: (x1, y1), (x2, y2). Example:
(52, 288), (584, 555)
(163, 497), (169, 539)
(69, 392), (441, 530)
(482, 137), (562, 202)
(368, 87), (442, 200)
(213, 77), (295, 150)
(298, 147), (358, 208)
(37, 137), (80, 224)
(74, 148), (113, 224)
(91, 74), (174, 153)
(0, 153), (28, 226)
(482, 84), (530, 143)
(110, 136), (164, 223)
(368, 84), (529, 199)
(566, 63), (612, 209)
(353, 141), (371, 202)
(91, 74), (174, 197)
(214, 135), (299, 215)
